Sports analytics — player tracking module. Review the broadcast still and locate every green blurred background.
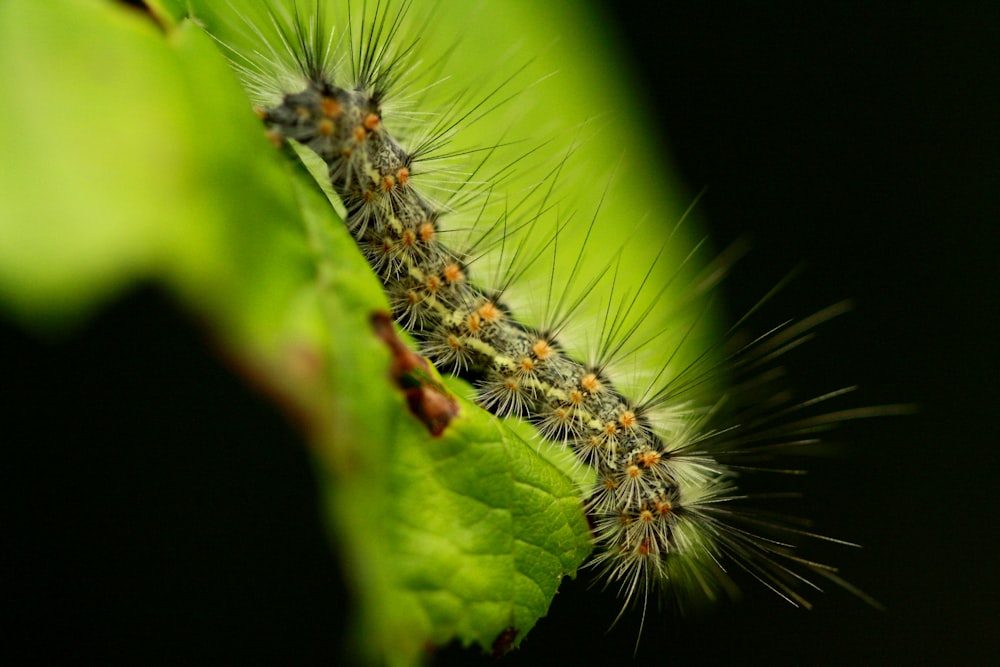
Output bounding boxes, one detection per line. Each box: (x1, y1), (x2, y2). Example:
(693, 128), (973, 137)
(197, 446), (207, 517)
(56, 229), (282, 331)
(3, 1), (998, 665)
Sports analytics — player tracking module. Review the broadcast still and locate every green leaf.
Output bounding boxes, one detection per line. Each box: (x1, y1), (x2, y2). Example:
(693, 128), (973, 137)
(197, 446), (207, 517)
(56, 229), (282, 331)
(323, 383), (592, 663)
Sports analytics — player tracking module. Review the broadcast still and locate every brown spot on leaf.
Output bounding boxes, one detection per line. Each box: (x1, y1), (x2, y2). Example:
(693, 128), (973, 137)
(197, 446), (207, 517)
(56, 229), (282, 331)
(492, 626), (519, 658)
(371, 312), (458, 436)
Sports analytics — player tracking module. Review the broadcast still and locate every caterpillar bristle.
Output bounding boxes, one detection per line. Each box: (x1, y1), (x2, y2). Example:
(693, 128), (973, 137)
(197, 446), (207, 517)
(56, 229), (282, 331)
(195, 0), (883, 648)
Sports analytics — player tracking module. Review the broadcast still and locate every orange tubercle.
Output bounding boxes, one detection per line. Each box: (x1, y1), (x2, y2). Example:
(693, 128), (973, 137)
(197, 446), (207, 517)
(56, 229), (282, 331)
(321, 97), (342, 118)
(477, 301), (502, 322)
(419, 222), (435, 243)
(637, 449), (661, 467)
(580, 373), (602, 393)
(443, 263), (464, 283)
(532, 339), (553, 360)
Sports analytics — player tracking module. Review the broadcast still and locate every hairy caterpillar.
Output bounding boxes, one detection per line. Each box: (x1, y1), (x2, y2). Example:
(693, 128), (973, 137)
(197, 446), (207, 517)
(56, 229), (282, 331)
(79, 0), (893, 661)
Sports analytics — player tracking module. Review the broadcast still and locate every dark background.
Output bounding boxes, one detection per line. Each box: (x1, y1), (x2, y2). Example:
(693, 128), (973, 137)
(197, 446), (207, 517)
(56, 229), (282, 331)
(503, 1), (998, 665)
(3, 1), (997, 665)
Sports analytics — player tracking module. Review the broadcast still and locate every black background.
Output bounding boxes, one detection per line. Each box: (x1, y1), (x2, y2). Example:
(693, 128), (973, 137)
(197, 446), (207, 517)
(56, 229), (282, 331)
(3, 1), (998, 665)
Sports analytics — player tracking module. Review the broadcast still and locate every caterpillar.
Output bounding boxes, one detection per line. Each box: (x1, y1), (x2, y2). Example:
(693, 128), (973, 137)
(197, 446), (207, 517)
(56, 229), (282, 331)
(167, 0), (884, 660)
